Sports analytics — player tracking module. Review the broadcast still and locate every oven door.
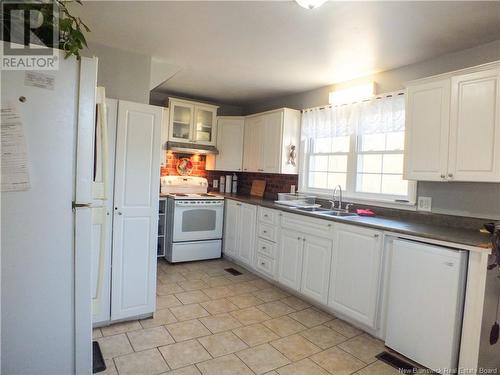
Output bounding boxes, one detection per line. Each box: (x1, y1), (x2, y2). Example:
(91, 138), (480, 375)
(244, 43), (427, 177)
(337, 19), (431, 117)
(172, 200), (224, 242)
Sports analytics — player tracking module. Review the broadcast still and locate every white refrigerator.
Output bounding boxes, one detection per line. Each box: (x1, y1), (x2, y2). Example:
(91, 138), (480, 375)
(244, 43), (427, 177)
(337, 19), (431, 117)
(1, 50), (99, 375)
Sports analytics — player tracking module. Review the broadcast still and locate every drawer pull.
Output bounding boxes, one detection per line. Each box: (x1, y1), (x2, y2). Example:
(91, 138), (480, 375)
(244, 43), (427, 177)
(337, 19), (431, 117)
(264, 214), (269, 217)
(297, 237), (301, 240)
(261, 262), (265, 266)
(263, 230), (267, 233)
(262, 246), (266, 250)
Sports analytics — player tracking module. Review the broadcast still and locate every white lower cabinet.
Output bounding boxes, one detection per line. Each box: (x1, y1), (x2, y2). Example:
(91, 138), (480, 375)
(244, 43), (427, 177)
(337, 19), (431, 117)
(223, 200), (256, 268)
(328, 224), (383, 329)
(238, 203), (257, 266)
(278, 228), (332, 305)
(301, 235), (333, 305)
(225, 201), (384, 330)
(278, 229), (304, 291)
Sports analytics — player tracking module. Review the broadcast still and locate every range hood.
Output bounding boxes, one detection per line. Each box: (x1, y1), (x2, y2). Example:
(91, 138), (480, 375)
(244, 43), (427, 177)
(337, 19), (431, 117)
(166, 141), (219, 155)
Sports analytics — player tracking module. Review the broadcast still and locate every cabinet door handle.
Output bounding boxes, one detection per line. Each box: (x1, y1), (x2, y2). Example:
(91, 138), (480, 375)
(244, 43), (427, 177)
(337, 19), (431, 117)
(263, 230), (267, 233)
(440, 174), (445, 179)
(448, 173), (453, 178)
(297, 237), (301, 240)
(374, 234), (379, 238)
(262, 246), (266, 250)
(261, 262), (265, 266)
(327, 223), (332, 227)
(303, 238), (306, 242)
(264, 214), (269, 217)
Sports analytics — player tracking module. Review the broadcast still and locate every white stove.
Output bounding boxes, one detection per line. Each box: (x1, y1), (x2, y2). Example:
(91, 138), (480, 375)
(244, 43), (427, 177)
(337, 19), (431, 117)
(161, 176), (224, 263)
(161, 176), (224, 200)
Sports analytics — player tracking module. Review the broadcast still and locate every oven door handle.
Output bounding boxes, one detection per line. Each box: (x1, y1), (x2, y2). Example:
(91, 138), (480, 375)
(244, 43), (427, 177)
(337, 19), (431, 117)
(175, 202), (225, 208)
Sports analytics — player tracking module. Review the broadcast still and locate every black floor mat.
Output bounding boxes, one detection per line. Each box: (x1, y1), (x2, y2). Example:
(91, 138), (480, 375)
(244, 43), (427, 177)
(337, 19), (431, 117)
(224, 267), (243, 276)
(376, 351), (421, 372)
(93, 341), (106, 373)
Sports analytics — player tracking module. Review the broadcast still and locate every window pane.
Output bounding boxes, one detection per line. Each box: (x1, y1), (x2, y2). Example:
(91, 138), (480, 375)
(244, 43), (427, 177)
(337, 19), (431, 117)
(328, 155), (348, 172)
(313, 138), (332, 153)
(332, 136), (350, 153)
(358, 154), (382, 173)
(382, 174), (408, 196)
(359, 134), (385, 151)
(309, 172), (328, 189)
(309, 155), (328, 171)
(357, 173), (381, 193)
(382, 154), (404, 174)
(386, 131), (405, 151)
(327, 173), (347, 190)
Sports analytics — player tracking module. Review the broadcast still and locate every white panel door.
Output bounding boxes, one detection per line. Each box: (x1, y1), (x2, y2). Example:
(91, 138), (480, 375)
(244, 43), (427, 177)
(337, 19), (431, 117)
(301, 235), (333, 305)
(404, 79), (451, 181)
(223, 200), (240, 257)
(237, 203), (257, 266)
(215, 117), (244, 171)
(449, 68), (500, 182)
(262, 111), (283, 173)
(111, 101), (162, 320)
(278, 229), (304, 292)
(329, 224), (382, 329)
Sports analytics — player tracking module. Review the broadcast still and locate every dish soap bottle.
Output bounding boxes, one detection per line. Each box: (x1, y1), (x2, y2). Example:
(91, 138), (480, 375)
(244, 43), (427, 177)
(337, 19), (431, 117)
(232, 173), (238, 194)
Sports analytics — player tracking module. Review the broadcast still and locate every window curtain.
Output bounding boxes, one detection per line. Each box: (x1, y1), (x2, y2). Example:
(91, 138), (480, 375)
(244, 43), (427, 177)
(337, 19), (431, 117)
(301, 93), (405, 138)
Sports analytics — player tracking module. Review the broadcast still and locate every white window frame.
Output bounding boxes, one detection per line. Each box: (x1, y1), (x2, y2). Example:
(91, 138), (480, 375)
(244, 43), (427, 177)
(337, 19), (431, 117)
(299, 94), (417, 209)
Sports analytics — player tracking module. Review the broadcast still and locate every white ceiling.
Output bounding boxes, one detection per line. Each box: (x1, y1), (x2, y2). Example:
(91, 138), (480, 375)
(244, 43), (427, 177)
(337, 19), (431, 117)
(74, 1), (500, 105)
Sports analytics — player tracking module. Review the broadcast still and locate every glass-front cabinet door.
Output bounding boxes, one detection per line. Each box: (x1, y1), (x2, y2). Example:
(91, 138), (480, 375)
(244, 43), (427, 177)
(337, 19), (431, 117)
(194, 105), (217, 145)
(169, 100), (194, 142)
(168, 98), (218, 145)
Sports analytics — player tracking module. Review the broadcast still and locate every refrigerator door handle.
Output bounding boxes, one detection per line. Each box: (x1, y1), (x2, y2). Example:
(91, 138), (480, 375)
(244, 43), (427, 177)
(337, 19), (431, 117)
(72, 202), (91, 209)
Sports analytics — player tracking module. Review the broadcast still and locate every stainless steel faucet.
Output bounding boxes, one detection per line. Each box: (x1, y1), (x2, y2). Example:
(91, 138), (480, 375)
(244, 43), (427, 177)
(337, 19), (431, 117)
(330, 184), (342, 210)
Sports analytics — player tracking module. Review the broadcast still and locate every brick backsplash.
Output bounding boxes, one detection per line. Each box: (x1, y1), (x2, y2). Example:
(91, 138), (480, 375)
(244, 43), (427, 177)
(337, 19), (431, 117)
(159, 151), (299, 197)
(206, 171), (298, 199)
(160, 152), (207, 177)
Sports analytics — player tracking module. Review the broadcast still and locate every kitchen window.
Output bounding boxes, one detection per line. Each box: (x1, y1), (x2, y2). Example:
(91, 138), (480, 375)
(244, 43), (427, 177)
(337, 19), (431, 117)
(300, 92), (416, 205)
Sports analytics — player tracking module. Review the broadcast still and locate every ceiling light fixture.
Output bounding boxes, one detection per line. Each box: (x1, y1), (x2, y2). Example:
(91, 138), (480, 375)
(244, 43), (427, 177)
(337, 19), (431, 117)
(295, 0), (328, 10)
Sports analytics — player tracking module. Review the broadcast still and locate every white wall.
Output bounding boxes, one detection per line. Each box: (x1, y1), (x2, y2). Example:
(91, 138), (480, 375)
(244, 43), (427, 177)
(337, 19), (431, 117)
(85, 42), (151, 104)
(245, 39), (500, 113)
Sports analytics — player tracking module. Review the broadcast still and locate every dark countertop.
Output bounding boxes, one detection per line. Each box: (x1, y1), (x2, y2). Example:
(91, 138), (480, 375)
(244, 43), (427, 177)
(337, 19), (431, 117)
(215, 193), (492, 251)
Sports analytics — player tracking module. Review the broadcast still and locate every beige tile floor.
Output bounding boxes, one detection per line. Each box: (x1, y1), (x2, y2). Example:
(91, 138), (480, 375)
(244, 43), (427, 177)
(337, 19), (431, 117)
(95, 258), (398, 375)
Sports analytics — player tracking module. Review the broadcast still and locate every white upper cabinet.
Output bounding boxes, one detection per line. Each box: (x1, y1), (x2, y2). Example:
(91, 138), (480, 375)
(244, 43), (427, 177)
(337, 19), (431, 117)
(449, 69), (500, 181)
(404, 62), (500, 182)
(404, 79), (451, 181)
(207, 117), (245, 171)
(168, 98), (218, 146)
(329, 224), (382, 329)
(243, 108), (300, 174)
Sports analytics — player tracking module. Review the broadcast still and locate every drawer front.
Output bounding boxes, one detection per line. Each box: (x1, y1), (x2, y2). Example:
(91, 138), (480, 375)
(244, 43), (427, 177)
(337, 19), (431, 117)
(256, 238), (277, 259)
(259, 207), (280, 225)
(281, 212), (334, 238)
(255, 254), (275, 278)
(258, 222), (278, 242)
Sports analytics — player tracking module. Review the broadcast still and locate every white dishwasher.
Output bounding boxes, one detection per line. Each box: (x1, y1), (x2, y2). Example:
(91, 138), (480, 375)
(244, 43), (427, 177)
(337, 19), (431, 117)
(385, 238), (468, 373)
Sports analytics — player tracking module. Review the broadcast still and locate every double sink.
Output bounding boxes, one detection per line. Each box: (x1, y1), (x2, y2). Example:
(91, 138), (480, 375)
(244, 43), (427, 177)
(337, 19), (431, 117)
(293, 206), (358, 217)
